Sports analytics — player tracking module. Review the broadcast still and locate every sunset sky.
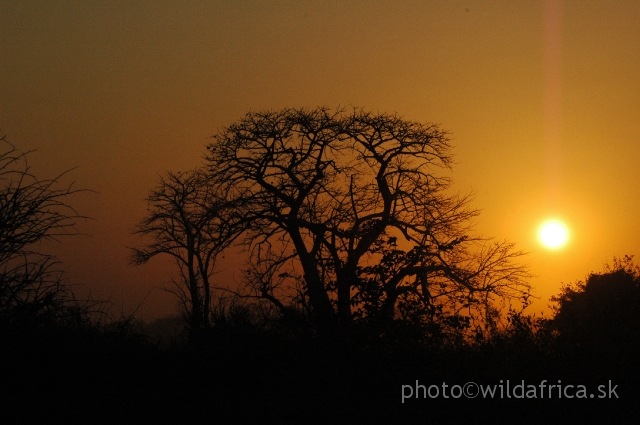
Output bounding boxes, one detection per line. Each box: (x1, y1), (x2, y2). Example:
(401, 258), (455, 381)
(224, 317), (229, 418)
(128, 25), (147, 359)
(2, 0), (639, 321)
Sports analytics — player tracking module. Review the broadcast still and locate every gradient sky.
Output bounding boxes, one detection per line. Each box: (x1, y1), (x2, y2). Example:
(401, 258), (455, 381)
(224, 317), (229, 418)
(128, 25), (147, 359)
(2, 0), (639, 321)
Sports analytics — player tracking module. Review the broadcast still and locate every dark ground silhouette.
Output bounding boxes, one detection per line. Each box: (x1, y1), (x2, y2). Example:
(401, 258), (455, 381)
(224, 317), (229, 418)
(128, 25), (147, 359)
(3, 263), (640, 423)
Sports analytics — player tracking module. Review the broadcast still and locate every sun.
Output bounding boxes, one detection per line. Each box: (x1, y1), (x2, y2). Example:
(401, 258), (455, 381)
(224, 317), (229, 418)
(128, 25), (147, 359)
(538, 220), (569, 249)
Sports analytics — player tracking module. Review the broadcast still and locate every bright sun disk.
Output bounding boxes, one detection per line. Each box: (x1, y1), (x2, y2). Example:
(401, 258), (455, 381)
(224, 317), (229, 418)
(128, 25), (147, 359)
(538, 221), (568, 249)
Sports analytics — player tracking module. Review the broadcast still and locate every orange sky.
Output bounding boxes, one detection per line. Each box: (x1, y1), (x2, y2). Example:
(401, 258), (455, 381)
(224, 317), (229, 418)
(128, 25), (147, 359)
(1, 0), (639, 321)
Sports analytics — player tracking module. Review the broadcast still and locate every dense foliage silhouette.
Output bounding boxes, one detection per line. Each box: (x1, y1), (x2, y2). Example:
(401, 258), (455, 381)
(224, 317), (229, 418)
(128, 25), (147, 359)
(551, 256), (640, 363)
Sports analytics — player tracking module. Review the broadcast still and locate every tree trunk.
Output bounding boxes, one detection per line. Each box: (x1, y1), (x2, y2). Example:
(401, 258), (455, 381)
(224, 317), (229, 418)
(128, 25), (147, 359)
(187, 240), (203, 330)
(288, 227), (337, 331)
(337, 270), (354, 326)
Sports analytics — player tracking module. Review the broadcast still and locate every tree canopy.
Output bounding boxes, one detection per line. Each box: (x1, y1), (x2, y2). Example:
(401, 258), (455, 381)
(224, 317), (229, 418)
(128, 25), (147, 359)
(204, 107), (530, 335)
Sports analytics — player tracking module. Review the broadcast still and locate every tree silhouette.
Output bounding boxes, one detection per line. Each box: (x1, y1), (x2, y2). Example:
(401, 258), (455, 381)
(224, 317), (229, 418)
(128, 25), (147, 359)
(131, 168), (241, 331)
(0, 136), (84, 324)
(205, 107), (530, 334)
(551, 255), (640, 359)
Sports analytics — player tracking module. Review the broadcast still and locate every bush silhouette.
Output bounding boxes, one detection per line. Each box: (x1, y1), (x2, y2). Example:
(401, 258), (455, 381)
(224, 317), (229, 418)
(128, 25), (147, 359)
(552, 256), (640, 361)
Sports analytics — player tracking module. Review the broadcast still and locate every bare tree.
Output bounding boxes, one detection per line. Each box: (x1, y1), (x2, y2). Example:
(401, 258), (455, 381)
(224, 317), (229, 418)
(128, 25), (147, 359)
(131, 168), (241, 330)
(0, 135), (85, 323)
(205, 107), (530, 334)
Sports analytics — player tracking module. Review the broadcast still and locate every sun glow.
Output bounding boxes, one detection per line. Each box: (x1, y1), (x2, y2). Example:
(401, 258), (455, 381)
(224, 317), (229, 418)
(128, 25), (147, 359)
(538, 220), (569, 249)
